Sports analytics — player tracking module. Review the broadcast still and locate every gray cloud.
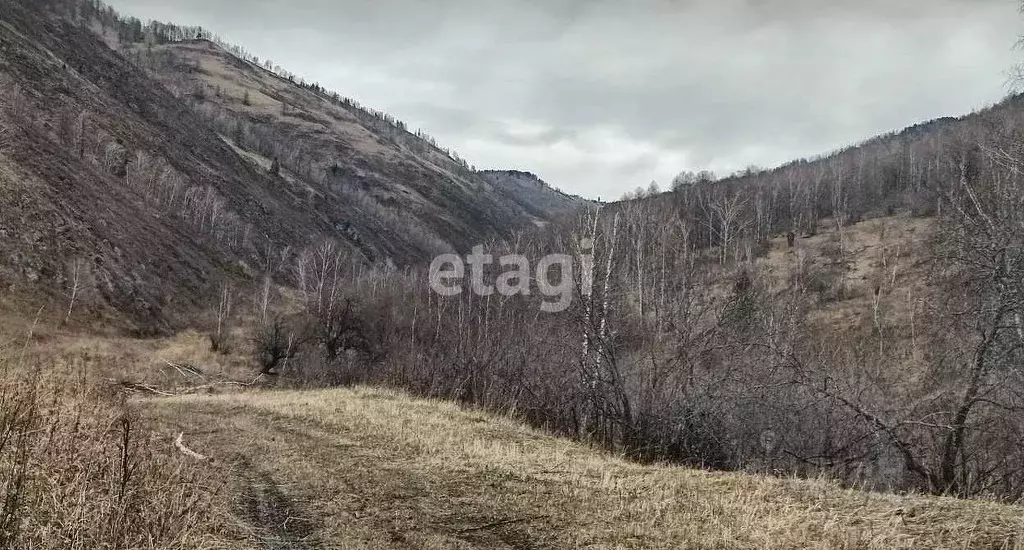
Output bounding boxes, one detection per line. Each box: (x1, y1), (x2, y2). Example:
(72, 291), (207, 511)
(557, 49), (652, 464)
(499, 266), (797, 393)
(111, 0), (1021, 199)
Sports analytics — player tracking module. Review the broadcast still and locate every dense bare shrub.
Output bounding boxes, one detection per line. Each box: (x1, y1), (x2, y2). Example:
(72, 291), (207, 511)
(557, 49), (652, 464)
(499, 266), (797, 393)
(252, 317), (301, 375)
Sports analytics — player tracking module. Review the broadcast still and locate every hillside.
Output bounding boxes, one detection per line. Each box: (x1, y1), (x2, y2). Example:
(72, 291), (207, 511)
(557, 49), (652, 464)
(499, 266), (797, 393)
(131, 39), (585, 258)
(0, 0), (325, 329)
(481, 169), (597, 224)
(0, 0), (587, 329)
(634, 92), (1024, 241)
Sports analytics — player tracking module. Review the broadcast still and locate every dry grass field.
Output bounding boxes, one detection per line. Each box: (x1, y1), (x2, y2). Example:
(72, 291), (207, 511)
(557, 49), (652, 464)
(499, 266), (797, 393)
(0, 334), (235, 549)
(141, 386), (1024, 549)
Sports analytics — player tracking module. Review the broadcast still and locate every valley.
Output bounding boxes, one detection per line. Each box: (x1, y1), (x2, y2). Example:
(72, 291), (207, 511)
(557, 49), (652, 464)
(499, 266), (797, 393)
(5, 314), (1024, 549)
(1, 0), (1024, 548)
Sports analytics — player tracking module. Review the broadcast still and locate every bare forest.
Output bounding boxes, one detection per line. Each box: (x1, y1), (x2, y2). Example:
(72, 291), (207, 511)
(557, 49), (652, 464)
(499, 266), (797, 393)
(228, 97), (1024, 501)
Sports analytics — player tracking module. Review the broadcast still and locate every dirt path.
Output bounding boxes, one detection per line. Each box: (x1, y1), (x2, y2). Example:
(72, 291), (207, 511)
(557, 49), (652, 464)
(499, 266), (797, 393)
(144, 394), (563, 549)
(234, 455), (319, 549)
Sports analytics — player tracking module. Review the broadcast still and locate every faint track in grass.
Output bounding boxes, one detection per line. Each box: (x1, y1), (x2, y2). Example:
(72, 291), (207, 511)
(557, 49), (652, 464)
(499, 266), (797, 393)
(139, 387), (1024, 550)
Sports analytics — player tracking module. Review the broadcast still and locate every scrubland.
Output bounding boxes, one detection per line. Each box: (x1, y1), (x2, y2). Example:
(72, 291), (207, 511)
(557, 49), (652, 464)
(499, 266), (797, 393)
(0, 315), (1021, 549)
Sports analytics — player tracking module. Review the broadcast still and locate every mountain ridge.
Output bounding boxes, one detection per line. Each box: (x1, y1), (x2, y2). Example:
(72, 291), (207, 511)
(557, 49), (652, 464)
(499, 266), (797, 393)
(0, 0), (590, 329)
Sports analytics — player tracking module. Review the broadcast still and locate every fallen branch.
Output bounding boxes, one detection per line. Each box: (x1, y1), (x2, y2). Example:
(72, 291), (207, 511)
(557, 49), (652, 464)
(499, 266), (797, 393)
(457, 515), (550, 534)
(163, 359), (206, 381)
(109, 373), (267, 397)
(108, 379), (177, 396)
(174, 432), (209, 461)
(180, 374), (266, 394)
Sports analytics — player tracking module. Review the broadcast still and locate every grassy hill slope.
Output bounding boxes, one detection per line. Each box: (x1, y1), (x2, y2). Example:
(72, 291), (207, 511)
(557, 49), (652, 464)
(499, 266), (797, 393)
(132, 38), (589, 259)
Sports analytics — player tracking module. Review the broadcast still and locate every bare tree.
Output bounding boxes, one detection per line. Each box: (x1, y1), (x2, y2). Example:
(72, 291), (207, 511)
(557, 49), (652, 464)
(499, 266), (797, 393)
(209, 283), (233, 353)
(63, 259), (85, 326)
(702, 190), (750, 264)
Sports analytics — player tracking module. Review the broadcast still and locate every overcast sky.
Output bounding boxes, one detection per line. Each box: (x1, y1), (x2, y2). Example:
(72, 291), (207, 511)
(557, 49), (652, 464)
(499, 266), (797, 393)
(110, 0), (1021, 200)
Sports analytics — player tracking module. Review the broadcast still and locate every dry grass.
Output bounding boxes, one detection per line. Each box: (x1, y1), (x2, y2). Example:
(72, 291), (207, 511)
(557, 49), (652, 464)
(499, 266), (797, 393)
(155, 41), (402, 161)
(757, 215), (935, 342)
(13, 327), (257, 390)
(0, 331), (240, 549)
(144, 386), (1024, 549)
